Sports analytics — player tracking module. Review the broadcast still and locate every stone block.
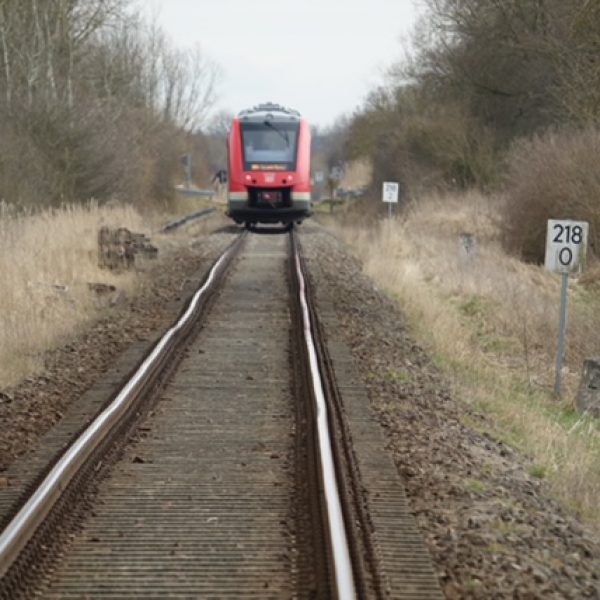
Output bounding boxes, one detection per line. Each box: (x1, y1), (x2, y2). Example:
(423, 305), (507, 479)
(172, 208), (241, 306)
(575, 358), (600, 417)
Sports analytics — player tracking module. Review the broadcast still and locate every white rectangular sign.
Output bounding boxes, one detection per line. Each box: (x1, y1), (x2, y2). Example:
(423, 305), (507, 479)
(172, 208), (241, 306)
(544, 219), (588, 273)
(382, 181), (399, 203)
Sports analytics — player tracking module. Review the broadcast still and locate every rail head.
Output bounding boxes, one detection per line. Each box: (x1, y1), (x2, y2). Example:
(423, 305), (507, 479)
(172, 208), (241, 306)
(290, 231), (357, 600)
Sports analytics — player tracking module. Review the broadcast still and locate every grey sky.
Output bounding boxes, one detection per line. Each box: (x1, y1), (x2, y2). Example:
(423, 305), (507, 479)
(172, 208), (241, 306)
(149, 0), (420, 128)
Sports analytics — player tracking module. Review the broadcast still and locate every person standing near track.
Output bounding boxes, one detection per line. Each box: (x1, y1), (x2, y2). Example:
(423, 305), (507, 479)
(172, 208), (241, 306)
(211, 168), (227, 197)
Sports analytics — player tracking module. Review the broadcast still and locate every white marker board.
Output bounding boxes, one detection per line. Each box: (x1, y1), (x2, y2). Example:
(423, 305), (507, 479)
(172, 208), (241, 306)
(382, 182), (399, 203)
(544, 219), (588, 274)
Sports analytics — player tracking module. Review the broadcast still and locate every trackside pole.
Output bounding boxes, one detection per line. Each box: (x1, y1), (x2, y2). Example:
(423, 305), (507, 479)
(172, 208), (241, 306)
(544, 219), (588, 398)
(554, 272), (569, 397)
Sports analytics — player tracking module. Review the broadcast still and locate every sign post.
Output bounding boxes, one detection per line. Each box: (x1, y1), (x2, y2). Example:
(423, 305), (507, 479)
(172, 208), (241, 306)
(382, 182), (399, 218)
(544, 219), (589, 397)
(180, 154), (192, 188)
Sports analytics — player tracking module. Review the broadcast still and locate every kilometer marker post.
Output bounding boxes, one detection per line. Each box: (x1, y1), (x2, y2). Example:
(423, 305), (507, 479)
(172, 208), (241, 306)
(544, 219), (589, 397)
(555, 272), (569, 397)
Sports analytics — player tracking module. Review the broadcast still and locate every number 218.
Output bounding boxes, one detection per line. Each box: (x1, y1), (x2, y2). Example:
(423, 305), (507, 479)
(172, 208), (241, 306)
(553, 224), (582, 244)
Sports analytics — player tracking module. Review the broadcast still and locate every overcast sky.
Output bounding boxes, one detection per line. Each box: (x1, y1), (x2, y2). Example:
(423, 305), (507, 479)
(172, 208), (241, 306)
(147, 0), (421, 128)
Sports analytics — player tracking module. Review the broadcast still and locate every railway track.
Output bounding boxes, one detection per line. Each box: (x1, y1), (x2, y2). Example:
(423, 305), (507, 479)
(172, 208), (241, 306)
(0, 229), (442, 598)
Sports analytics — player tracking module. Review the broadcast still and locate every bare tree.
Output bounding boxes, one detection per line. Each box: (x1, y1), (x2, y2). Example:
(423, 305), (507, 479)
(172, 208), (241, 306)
(0, 0), (122, 112)
(0, 0), (221, 208)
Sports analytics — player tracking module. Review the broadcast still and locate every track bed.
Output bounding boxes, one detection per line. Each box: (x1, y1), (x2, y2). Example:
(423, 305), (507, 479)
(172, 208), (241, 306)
(37, 235), (298, 597)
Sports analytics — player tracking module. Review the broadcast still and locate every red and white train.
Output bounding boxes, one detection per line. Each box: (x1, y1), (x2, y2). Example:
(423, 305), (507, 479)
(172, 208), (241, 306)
(227, 103), (312, 227)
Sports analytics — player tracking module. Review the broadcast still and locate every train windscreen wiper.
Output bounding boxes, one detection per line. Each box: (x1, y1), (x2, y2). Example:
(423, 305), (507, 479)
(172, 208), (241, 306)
(263, 120), (290, 146)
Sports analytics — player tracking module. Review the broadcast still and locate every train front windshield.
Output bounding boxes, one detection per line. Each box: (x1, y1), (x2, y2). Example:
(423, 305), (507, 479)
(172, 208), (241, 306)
(241, 121), (299, 171)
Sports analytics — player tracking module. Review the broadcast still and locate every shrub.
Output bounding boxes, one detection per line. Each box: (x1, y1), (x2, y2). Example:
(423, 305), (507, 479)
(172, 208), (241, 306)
(502, 127), (600, 262)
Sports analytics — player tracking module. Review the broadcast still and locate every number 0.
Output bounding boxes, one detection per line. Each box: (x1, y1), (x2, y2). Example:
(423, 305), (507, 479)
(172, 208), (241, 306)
(559, 247), (572, 266)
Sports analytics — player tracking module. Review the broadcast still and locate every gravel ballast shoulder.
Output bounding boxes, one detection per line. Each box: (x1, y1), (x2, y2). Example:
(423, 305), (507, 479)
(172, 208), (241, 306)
(300, 223), (599, 599)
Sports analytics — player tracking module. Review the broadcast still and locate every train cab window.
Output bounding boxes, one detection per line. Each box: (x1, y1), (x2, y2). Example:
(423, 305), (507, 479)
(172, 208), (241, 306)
(241, 121), (299, 171)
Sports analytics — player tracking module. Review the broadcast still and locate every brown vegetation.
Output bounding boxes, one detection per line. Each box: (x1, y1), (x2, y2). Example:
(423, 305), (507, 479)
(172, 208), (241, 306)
(0, 0), (218, 210)
(502, 127), (600, 263)
(0, 201), (146, 386)
(0, 197), (219, 388)
(340, 0), (600, 239)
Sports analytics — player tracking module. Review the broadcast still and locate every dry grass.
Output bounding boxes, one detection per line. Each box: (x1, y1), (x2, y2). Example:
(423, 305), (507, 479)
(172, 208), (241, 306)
(0, 198), (217, 388)
(339, 159), (372, 190)
(323, 191), (600, 529)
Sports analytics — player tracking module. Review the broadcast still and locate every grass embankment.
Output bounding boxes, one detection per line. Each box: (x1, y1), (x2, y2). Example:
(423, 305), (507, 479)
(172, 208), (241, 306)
(321, 192), (600, 530)
(0, 198), (218, 389)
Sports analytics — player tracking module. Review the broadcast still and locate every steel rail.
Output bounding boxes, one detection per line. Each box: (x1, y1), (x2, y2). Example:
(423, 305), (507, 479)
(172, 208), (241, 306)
(292, 236), (357, 600)
(0, 235), (243, 579)
(161, 208), (216, 233)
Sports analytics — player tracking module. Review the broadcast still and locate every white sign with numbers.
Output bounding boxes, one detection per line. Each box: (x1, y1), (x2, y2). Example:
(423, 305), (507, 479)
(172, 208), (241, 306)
(544, 219), (588, 273)
(382, 182), (399, 203)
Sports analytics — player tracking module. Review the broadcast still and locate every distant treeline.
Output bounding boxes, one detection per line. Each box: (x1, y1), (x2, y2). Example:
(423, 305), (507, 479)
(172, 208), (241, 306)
(342, 0), (600, 260)
(0, 0), (218, 209)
